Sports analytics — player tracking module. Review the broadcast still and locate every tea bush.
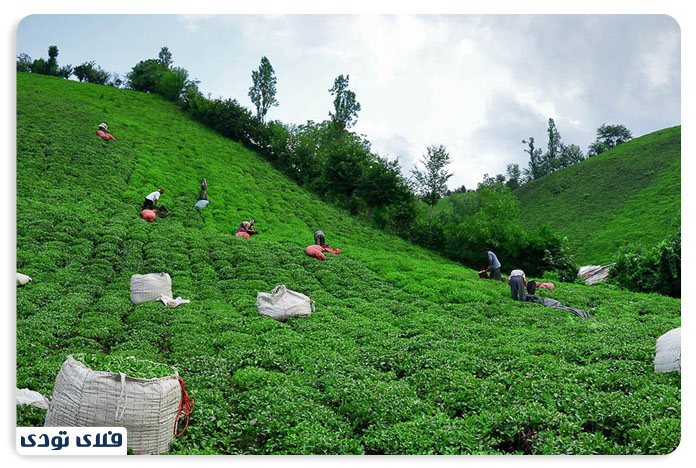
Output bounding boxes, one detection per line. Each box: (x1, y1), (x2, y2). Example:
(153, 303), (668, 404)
(16, 73), (681, 454)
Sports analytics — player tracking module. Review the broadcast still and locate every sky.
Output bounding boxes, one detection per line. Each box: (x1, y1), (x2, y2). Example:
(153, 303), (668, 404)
(16, 14), (681, 189)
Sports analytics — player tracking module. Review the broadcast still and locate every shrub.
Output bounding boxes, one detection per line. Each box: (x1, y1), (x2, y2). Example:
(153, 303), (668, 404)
(609, 232), (680, 297)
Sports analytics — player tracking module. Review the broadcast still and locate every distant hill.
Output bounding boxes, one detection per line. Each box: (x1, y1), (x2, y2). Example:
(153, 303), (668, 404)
(514, 126), (681, 264)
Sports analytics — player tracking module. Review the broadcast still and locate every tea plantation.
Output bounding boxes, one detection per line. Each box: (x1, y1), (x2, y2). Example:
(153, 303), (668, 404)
(16, 73), (681, 454)
(515, 126), (681, 264)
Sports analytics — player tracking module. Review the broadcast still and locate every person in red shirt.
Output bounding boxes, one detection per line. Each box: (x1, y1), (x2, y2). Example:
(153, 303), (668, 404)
(97, 123), (117, 141)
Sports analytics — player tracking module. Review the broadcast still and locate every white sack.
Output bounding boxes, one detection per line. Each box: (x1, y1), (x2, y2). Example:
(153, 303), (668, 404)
(655, 327), (681, 373)
(17, 272), (32, 286)
(45, 355), (181, 455)
(16, 388), (49, 409)
(257, 285), (314, 322)
(130, 273), (172, 305)
(194, 199), (209, 209)
(158, 295), (190, 308)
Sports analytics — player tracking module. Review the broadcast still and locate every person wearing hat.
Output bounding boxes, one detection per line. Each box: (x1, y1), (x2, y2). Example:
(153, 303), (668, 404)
(143, 188), (164, 210)
(97, 123), (116, 141)
(237, 220), (258, 235)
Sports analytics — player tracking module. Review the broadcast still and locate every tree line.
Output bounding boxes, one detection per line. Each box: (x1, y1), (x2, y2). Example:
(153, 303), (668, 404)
(479, 119), (633, 192)
(15, 45), (634, 279)
(17, 46), (122, 86)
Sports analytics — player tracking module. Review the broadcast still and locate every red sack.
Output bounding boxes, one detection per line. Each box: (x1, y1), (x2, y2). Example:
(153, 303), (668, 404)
(141, 209), (156, 222)
(235, 231), (250, 240)
(324, 246), (341, 255)
(305, 244), (327, 260)
(536, 281), (556, 292)
(478, 269), (489, 279)
(97, 129), (116, 141)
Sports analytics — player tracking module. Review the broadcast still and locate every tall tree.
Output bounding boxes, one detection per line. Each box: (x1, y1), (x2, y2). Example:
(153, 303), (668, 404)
(46, 45), (59, 75)
(248, 56), (279, 123)
(588, 123), (633, 156)
(411, 144), (452, 228)
(505, 163), (522, 190)
(24, 45), (71, 78)
(328, 74), (361, 135)
(16, 53), (32, 72)
(558, 144), (584, 168)
(158, 46), (173, 68)
(545, 118), (564, 171)
(522, 137), (546, 180)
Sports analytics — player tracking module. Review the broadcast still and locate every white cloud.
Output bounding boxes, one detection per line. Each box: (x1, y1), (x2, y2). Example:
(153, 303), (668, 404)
(118, 15), (681, 188)
(177, 15), (213, 33)
(641, 29), (680, 88)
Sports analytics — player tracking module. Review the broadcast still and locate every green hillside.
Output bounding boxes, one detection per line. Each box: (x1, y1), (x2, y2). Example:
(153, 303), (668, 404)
(16, 73), (680, 454)
(514, 127), (681, 264)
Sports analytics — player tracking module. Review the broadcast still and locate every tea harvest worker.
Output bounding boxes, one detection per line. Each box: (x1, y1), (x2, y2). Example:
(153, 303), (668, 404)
(314, 230), (326, 247)
(237, 220), (258, 235)
(484, 247), (502, 281)
(97, 123), (117, 141)
(509, 269), (527, 301)
(143, 188), (164, 210)
(195, 178), (210, 209)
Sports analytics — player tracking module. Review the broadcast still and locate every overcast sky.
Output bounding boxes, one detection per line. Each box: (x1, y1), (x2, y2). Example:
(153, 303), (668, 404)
(16, 14), (681, 189)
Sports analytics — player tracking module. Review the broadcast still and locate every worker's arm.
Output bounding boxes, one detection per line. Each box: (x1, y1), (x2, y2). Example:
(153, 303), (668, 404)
(487, 256), (492, 271)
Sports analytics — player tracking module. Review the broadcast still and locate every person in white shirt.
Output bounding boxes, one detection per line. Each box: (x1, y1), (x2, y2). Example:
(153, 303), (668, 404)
(509, 269), (527, 301)
(143, 188), (164, 210)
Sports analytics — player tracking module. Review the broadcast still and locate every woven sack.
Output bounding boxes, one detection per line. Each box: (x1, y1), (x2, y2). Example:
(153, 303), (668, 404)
(16, 272), (32, 286)
(257, 285), (314, 322)
(130, 273), (173, 305)
(45, 355), (181, 454)
(655, 327), (681, 373)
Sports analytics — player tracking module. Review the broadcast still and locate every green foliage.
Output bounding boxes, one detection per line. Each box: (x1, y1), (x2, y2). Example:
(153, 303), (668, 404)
(248, 56), (279, 122)
(157, 67), (190, 102)
(17, 53), (32, 72)
(411, 144), (452, 226)
(73, 61), (110, 85)
(72, 353), (175, 379)
(609, 232), (680, 298)
(588, 124), (633, 157)
(20, 45), (72, 78)
(16, 73), (680, 455)
(524, 119), (585, 181)
(434, 188), (577, 278)
(515, 126), (681, 264)
(328, 74), (361, 134)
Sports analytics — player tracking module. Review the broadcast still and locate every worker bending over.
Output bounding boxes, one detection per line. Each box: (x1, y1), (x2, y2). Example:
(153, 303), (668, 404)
(509, 269), (527, 301)
(143, 188), (164, 210)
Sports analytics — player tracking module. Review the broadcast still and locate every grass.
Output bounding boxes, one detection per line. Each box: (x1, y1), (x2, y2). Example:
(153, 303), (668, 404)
(513, 126), (681, 264)
(16, 72), (681, 454)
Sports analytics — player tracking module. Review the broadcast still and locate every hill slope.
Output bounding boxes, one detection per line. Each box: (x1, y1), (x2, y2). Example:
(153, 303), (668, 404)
(16, 73), (680, 454)
(514, 127), (681, 264)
